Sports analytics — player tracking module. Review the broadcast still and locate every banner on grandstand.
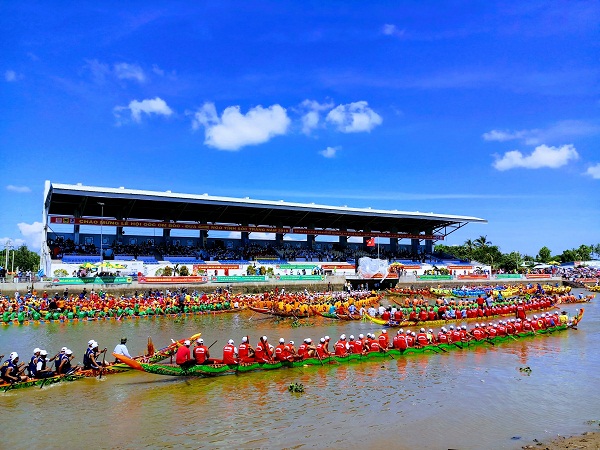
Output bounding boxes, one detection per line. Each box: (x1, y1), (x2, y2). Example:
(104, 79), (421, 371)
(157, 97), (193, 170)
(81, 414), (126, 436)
(276, 275), (325, 281)
(457, 274), (489, 280)
(49, 216), (444, 240)
(417, 275), (453, 280)
(525, 274), (553, 279)
(210, 275), (268, 283)
(192, 264), (240, 271)
(52, 276), (132, 285)
(138, 276), (208, 284)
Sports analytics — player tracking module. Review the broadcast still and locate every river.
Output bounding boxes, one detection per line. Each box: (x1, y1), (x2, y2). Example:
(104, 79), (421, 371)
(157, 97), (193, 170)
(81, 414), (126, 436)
(1, 289), (598, 449)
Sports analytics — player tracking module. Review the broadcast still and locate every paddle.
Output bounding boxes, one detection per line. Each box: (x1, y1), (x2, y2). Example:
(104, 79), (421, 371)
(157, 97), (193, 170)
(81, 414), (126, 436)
(208, 340), (218, 349)
(382, 347), (395, 360)
(98, 348), (107, 379)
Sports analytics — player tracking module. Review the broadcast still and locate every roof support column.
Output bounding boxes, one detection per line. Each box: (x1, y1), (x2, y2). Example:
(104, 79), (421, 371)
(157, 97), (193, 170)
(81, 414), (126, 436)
(73, 210), (80, 246)
(389, 229), (398, 254)
(338, 229), (347, 248)
(424, 229), (433, 254)
(411, 238), (420, 255)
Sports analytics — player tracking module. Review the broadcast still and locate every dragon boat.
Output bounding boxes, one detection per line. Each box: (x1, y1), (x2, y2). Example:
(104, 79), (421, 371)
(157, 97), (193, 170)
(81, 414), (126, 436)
(114, 309), (583, 378)
(1, 332), (202, 392)
(317, 311), (362, 321)
(1, 370), (84, 392)
(248, 306), (311, 318)
(385, 288), (432, 297)
(364, 302), (556, 328)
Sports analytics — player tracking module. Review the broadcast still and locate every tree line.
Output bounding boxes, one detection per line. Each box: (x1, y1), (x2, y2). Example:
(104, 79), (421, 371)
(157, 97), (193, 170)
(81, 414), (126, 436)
(435, 236), (600, 271)
(0, 245), (40, 272)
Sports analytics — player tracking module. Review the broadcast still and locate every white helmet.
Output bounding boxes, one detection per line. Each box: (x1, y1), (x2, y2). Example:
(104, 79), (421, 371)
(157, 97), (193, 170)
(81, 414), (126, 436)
(349, 335), (355, 340)
(60, 347), (67, 352)
(320, 337), (325, 343)
(399, 329), (404, 334)
(33, 347), (41, 354)
(197, 338), (204, 344)
(9, 352), (18, 361)
(420, 328), (425, 333)
(228, 339), (234, 345)
(88, 340), (95, 346)
(184, 340), (191, 346)
(359, 334), (364, 339)
(279, 338), (285, 343)
(40, 350), (48, 356)
(324, 336), (330, 341)
(65, 349), (73, 355)
(340, 334), (346, 340)
(262, 336), (268, 341)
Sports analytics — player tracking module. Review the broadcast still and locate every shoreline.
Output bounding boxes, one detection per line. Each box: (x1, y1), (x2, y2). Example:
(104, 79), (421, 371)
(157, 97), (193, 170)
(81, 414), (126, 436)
(525, 430), (600, 449)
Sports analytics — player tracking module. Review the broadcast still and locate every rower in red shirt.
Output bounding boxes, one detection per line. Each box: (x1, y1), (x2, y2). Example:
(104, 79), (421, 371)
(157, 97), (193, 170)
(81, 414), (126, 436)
(274, 338), (287, 362)
(238, 336), (255, 363)
(193, 338), (210, 365)
(393, 330), (408, 350)
(255, 336), (271, 362)
(222, 339), (238, 365)
(352, 335), (364, 354)
(175, 340), (195, 369)
(406, 331), (415, 347)
(334, 334), (348, 356)
(316, 338), (330, 358)
(415, 328), (428, 347)
(378, 330), (389, 349)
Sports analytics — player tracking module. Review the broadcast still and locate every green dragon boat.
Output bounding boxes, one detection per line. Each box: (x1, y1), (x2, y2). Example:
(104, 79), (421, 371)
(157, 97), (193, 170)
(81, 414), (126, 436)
(114, 309), (583, 378)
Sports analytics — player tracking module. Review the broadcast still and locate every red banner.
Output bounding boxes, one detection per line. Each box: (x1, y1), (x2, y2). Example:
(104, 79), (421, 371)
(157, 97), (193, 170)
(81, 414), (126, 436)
(139, 276), (208, 284)
(49, 216), (444, 240)
(320, 264), (355, 269)
(457, 274), (489, 280)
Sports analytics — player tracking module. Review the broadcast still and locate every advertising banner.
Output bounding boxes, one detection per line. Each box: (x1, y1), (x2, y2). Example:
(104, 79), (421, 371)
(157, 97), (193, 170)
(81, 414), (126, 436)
(138, 276), (208, 284)
(50, 216), (444, 240)
(52, 276), (132, 285)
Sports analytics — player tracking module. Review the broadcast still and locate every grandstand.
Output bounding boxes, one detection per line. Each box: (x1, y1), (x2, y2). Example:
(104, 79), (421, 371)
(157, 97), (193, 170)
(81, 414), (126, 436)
(41, 181), (486, 277)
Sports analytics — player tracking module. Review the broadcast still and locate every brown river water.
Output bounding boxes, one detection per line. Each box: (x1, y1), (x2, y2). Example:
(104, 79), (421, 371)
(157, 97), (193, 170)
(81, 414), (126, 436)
(1, 289), (598, 449)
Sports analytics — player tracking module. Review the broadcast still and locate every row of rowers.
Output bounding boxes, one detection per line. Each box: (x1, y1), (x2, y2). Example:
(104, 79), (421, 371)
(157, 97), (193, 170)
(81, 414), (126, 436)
(173, 310), (572, 367)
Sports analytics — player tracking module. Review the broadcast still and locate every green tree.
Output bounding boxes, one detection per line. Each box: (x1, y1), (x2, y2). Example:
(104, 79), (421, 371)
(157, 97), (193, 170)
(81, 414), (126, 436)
(474, 235), (492, 248)
(0, 245), (40, 272)
(536, 246), (551, 263)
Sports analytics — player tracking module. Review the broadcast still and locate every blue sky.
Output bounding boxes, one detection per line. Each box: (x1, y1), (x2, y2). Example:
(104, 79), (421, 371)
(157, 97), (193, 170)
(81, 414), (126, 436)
(1, 1), (599, 258)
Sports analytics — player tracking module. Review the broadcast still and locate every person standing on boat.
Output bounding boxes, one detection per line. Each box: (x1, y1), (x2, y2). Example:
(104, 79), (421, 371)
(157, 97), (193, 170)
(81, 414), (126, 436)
(175, 340), (195, 369)
(113, 337), (131, 363)
(193, 338), (210, 364)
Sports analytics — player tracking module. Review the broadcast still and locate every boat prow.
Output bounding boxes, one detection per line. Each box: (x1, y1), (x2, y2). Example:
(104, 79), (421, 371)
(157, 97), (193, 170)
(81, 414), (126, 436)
(113, 353), (145, 371)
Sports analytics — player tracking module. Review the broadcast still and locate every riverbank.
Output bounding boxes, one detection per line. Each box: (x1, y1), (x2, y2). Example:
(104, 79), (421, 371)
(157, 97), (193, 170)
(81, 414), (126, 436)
(526, 431), (600, 449)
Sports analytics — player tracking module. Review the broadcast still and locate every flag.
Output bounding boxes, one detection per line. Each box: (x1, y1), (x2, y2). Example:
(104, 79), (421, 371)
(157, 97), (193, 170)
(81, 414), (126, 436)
(366, 237), (375, 247)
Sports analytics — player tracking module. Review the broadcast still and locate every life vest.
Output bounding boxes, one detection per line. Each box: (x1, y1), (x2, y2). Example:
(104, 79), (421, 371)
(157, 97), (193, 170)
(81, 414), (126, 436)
(28, 355), (38, 377)
(274, 344), (286, 361)
(297, 344), (307, 358)
(369, 341), (380, 352)
(394, 335), (408, 350)
(352, 340), (363, 354)
(378, 334), (388, 349)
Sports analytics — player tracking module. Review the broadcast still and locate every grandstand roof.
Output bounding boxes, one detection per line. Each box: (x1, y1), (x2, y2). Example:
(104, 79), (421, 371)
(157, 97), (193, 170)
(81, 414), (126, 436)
(44, 182), (486, 239)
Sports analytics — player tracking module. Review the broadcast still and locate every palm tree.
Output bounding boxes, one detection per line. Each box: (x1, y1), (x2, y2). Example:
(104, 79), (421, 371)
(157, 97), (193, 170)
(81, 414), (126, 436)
(474, 235), (492, 248)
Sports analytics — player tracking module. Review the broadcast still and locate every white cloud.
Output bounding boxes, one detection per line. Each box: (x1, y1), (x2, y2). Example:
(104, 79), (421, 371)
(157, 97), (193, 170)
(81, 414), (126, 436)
(114, 63), (146, 83)
(299, 99), (335, 134)
(5, 70), (17, 82)
(319, 146), (340, 158)
(115, 97), (173, 124)
(493, 144), (579, 171)
(192, 102), (291, 151)
(152, 64), (165, 76)
(6, 185), (31, 193)
(382, 24), (405, 37)
(585, 163), (600, 179)
(17, 221), (44, 250)
(326, 101), (382, 133)
(483, 120), (599, 146)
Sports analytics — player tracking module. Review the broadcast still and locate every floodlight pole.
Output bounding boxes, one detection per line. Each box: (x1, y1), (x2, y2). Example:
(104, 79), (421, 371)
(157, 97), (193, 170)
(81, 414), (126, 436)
(98, 202), (105, 262)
